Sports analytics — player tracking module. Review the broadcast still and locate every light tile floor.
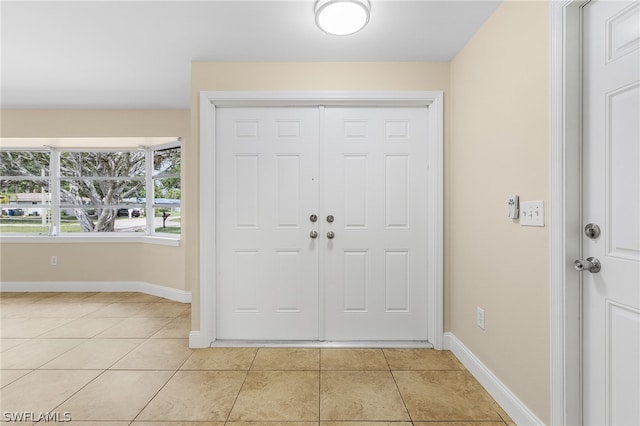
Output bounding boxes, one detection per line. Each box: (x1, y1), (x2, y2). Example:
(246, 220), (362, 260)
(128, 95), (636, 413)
(1, 292), (515, 425)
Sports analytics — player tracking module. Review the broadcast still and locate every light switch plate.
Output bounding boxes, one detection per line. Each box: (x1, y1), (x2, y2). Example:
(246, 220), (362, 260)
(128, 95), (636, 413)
(520, 200), (544, 227)
(507, 195), (519, 219)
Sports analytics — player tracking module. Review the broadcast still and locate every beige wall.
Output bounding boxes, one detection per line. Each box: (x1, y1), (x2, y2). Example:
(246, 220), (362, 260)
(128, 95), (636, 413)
(0, 109), (190, 291)
(189, 61), (451, 329)
(449, 1), (550, 422)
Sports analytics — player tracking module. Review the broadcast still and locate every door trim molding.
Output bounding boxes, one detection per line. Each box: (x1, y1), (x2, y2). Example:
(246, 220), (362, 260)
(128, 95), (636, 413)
(550, 2), (586, 424)
(197, 91), (444, 349)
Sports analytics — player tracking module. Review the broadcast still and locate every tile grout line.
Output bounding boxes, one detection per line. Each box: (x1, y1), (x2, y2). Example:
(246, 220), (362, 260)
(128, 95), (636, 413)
(124, 310), (194, 423)
(318, 348), (322, 423)
(382, 349), (414, 424)
(223, 347), (260, 423)
(48, 367), (111, 421)
(128, 333), (195, 424)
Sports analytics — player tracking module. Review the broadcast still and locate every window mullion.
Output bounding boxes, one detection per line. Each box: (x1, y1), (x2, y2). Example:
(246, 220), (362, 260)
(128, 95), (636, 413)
(145, 148), (154, 235)
(50, 149), (60, 235)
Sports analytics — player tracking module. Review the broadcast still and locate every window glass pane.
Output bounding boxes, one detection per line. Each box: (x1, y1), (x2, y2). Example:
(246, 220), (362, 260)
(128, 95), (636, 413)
(1, 179), (50, 204)
(1, 179), (50, 226)
(60, 208), (147, 233)
(153, 177), (181, 204)
(60, 179), (145, 206)
(0, 151), (50, 176)
(153, 207), (180, 235)
(153, 147), (180, 177)
(60, 151), (145, 177)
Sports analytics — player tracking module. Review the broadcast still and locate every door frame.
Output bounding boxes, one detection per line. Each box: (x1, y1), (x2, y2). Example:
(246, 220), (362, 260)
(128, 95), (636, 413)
(195, 91), (444, 349)
(550, 2), (588, 424)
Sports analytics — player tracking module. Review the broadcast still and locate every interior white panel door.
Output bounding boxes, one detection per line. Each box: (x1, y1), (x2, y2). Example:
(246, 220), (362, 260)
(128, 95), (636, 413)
(583, 1), (640, 424)
(216, 107), (320, 340)
(321, 107), (429, 340)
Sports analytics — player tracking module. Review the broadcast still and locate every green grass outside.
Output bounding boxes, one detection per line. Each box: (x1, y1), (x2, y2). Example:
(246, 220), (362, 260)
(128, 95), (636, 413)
(0, 223), (82, 233)
(155, 226), (181, 234)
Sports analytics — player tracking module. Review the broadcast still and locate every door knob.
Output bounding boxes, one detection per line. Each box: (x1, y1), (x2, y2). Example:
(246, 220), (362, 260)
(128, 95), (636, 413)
(326, 215), (334, 223)
(310, 230), (318, 239)
(327, 231), (335, 239)
(574, 257), (601, 273)
(310, 214), (318, 223)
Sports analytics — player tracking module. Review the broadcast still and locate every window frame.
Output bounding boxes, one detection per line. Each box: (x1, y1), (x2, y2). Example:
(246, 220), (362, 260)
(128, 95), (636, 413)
(0, 141), (181, 245)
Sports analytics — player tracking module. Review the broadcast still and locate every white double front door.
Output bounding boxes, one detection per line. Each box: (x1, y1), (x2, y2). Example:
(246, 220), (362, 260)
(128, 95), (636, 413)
(216, 106), (428, 341)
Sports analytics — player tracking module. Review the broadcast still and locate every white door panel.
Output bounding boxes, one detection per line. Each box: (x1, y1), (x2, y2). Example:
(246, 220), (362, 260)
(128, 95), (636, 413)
(216, 107), (320, 340)
(583, 1), (640, 424)
(322, 107), (428, 340)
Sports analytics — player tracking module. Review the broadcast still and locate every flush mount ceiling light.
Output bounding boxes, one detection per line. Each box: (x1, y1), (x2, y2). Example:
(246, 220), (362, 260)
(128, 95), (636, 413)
(315, 0), (370, 36)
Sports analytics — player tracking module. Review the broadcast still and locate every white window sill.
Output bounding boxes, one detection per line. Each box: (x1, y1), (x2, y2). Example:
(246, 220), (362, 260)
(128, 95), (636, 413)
(0, 234), (181, 247)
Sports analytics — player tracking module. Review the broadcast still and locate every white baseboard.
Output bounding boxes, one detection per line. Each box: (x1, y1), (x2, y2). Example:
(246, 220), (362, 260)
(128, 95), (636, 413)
(189, 330), (209, 348)
(444, 332), (544, 426)
(0, 281), (191, 304)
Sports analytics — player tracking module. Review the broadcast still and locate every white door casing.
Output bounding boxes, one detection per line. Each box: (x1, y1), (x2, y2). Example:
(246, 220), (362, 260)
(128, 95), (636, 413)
(195, 91), (444, 349)
(216, 106), (429, 341)
(550, 2), (640, 424)
(582, 1), (640, 424)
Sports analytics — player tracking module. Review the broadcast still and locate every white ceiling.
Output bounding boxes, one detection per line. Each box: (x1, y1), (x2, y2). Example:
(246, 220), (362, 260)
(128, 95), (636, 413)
(1, 0), (501, 109)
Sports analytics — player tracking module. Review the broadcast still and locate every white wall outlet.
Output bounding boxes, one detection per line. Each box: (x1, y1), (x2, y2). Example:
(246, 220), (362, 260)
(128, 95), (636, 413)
(507, 195), (519, 219)
(476, 307), (485, 330)
(520, 200), (545, 227)
(51, 256), (58, 266)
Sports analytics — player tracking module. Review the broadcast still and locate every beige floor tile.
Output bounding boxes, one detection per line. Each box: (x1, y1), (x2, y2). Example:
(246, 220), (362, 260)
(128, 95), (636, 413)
(229, 371), (319, 421)
(85, 302), (160, 318)
(320, 371), (410, 421)
(321, 349), (389, 370)
(392, 370), (504, 422)
(132, 302), (190, 318)
(51, 423), (129, 426)
(412, 423), (507, 426)
(82, 292), (163, 303)
(181, 347), (257, 370)
(13, 302), (108, 318)
(111, 338), (192, 370)
(230, 423), (317, 426)
(383, 348), (464, 370)
(96, 317), (172, 338)
(42, 338), (144, 369)
(0, 338), (84, 369)
(321, 423), (413, 426)
(33, 292), (98, 303)
(137, 371), (246, 421)
(151, 317), (191, 338)
(134, 423), (223, 426)
(57, 370), (174, 421)
(0, 369), (101, 414)
(251, 348), (319, 370)
(1, 303), (37, 318)
(40, 317), (124, 338)
(0, 318), (75, 338)
(1, 292), (56, 303)
(0, 369), (31, 388)
(0, 338), (28, 352)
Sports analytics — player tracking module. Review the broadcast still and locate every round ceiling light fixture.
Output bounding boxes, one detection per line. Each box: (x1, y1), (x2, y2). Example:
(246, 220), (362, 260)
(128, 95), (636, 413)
(315, 0), (370, 36)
